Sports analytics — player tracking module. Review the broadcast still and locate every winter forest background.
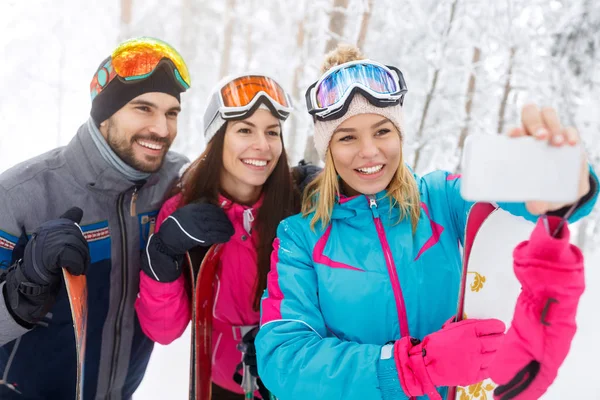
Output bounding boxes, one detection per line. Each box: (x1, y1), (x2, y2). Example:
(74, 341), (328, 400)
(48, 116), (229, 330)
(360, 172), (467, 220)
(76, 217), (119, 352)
(1, 0), (599, 398)
(2, 0), (599, 248)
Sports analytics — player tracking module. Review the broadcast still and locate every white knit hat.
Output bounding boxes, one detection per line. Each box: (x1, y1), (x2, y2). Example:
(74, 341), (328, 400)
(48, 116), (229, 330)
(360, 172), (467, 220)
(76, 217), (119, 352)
(204, 113), (226, 144)
(313, 94), (404, 160)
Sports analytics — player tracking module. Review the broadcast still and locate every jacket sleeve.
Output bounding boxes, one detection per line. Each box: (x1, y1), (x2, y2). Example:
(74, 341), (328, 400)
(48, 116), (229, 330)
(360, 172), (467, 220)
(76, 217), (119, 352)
(135, 194), (191, 344)
(256, 218), (405, 400)
(0, 186), (32, 345)
(490, 216), (584, 398)
(431, 164), (599, 246)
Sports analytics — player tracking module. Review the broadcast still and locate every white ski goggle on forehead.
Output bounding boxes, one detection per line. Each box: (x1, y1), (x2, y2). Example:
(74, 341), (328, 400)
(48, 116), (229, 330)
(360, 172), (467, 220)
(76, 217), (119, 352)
(203, 74), (293, 134)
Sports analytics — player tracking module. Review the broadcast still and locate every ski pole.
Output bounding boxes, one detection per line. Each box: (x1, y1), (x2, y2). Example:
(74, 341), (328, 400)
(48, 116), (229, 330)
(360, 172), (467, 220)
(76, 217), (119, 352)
(241, 362), (257, 399)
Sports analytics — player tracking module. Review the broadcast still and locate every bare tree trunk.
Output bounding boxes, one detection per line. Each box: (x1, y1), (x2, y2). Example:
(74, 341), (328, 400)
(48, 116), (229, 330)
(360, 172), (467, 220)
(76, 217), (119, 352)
(411, 71), (439, 170)
(325, 0), (350, 53)
(556, 58), (581, 129)
(57, 37), (66, 145)
(497, 46), (516, 135)
(119, 0), (133, 41)
(180, 0), (198, 151)
(455, 47), (481, 173)
(245, 0), (254, 70)
(289, 0), (309, 163)
(220, 0), (236, 79)
(356, 0), (374, 51)
(411, 0), (460, 171)
(181, 0), (194, 55)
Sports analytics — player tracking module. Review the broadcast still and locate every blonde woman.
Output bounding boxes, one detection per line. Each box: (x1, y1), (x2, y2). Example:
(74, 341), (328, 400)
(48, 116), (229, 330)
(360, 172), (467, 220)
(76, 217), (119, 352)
(255, 45), (598, 400)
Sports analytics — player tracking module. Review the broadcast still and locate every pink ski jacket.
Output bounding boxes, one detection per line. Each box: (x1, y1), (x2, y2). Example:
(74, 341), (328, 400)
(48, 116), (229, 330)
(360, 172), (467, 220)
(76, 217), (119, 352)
(135, 193), (262, 394)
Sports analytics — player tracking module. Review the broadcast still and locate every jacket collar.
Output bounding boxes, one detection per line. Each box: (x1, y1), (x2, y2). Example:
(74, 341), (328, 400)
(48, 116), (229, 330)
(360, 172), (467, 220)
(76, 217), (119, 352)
(63, 120), (162, 195)
(331, 190), (399, 220)
(218, 194), (264, 234)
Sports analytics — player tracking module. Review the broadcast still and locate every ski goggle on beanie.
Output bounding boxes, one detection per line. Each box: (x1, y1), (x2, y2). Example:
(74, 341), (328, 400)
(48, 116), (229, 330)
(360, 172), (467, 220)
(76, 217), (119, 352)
(305, 59), (407, 121)
(90, 37), (191, 102)
(203, 74), (293, 143)
(307, 59), (408, 160)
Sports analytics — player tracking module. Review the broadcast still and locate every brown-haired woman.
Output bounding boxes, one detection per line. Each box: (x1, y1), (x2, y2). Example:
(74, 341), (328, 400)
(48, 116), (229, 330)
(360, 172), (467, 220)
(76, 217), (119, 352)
(134, 74), (319, 399)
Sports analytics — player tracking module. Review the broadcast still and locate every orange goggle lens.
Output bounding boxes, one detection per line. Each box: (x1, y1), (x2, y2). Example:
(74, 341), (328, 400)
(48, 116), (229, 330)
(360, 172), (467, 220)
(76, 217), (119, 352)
(90, 37), (190, 100)
(111, 37), (190, 87)
(220, 76), (289, 108)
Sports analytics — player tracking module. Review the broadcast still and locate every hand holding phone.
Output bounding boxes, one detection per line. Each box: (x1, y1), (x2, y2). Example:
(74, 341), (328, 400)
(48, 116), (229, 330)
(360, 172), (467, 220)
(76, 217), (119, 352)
(461, 104), (589, 209)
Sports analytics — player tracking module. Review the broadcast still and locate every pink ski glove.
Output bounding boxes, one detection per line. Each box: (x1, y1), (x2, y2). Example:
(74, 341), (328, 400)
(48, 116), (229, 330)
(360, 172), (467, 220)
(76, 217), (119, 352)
(490, 216), (585, 400)
(394, 318), (506, 400)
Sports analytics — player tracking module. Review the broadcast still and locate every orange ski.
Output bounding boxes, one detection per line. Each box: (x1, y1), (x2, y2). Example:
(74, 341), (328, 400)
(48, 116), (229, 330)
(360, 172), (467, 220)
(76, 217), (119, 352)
(62, 269), (88, 400)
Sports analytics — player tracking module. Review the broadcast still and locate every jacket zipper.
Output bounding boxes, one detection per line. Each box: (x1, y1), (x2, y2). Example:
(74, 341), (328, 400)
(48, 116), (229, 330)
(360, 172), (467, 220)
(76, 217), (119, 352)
(242, 208), (254, 234)
(130, 186), (139, 217)
(107, 184), (140, 397)
(368, 196), (410, 338)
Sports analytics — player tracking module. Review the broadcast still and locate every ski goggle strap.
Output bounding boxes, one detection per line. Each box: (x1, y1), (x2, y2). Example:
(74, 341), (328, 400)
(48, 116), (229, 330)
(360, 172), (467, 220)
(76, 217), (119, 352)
(306, 60), (407, 121)
(90, 37), (191, 101)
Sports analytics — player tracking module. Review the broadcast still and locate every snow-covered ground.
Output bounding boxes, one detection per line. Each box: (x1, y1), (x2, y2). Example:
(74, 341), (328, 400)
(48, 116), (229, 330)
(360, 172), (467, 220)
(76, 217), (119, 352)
(135, 327), (192, 400)
(548, 249), (600, 398)
(136, 249), (600, 399)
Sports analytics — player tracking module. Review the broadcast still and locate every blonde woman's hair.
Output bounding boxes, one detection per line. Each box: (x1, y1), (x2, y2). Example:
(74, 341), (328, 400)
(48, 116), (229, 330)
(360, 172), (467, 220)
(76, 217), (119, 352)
(302, 131), (421, 232)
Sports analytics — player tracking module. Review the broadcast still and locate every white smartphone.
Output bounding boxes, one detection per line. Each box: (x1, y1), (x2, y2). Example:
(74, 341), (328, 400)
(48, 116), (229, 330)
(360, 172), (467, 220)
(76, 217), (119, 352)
(460, 134), (582, 203)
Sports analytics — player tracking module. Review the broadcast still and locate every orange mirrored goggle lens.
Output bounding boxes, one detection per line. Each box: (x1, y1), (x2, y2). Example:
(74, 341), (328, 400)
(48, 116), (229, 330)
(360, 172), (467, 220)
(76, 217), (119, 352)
(111, 37), (191, 88)
(220, 76), (289, 108)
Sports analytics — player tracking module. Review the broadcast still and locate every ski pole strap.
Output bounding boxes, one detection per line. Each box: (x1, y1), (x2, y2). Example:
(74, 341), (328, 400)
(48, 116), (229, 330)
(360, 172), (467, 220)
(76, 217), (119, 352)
(541, 199), (579, 238)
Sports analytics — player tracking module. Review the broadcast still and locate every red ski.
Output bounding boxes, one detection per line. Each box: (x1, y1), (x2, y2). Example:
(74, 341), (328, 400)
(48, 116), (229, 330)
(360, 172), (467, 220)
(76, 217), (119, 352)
(447, 202), (497, 400)
(186, 244), (223, 400)
(62, 269), (88, 400)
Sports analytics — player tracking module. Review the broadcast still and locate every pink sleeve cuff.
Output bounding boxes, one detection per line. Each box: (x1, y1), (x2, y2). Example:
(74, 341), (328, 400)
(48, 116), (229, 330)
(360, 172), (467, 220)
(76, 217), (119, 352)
(135, 272), (190, 344)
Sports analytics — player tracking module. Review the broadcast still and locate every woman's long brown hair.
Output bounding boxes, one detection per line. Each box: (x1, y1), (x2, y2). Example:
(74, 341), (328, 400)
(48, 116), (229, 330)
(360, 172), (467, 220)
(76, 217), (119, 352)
(175, 123), (300, 310)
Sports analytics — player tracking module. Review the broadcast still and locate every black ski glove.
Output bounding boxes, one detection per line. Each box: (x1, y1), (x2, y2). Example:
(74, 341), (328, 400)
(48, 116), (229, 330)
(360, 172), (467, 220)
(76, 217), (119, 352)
(2, 207), (90, 327)
(241, 326), (259, 377)
(291, 160), (321, 194)
(141, 203), (234, 282)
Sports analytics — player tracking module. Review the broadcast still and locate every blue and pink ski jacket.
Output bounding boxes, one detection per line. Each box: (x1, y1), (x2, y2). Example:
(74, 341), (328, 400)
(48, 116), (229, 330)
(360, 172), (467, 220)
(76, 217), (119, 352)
(256, 167), (598, 400)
